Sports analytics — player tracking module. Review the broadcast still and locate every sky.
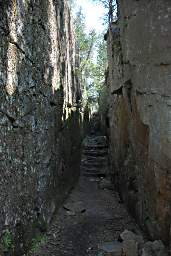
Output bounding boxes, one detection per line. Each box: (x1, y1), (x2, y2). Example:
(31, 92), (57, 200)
(74, 0), (106, 33)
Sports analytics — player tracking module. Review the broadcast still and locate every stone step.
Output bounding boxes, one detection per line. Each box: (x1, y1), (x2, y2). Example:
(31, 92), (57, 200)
(81, 159), (108, 165)
(83, 145), (108, 151)
(81, 162), (108, 168)
(81, 161), (108, 168)
(83, 172), (107, 177)
(83, 136), (107, 145)
(81, 165), (108, 173)
(83, 156), (108, 161)
(81, 166), (99, 172)
(82, 150), (108, 157)
(82, 135), (109, 177)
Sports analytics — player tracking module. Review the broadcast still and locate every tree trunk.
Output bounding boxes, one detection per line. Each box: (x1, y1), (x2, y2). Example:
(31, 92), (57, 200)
(109, 0), (113, 23)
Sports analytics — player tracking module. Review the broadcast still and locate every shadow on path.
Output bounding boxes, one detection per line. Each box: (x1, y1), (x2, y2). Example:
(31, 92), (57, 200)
(30, 135), (140, 256)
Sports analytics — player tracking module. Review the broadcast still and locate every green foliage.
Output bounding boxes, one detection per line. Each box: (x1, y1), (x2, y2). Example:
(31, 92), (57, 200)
(74, 9), (98, 106)
(92, 0), (118, 24)
(74, 8), (108, 110)
(30, 234), (47, 253)
(74, 8), (97, 70)
(68, 0), (76, 10)
(1, 229), (14, 252)
(91, 38), (107, 92)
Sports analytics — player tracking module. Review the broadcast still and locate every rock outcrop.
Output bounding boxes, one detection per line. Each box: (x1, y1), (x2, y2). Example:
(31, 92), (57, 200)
(0, 0), (82, 253)
(106, 0), (171, 246)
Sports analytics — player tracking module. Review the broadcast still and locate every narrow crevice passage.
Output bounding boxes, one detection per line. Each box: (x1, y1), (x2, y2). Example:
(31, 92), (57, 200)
(29, 134), (141, 256)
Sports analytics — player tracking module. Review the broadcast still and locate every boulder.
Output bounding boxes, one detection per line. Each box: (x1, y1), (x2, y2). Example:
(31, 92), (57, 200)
(120, 230), (144, 256)
(142, 240), (168, 256)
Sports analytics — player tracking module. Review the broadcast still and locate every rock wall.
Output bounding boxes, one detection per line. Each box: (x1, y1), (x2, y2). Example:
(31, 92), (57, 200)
(107, 0), (171, 245)
(0, 0), (82, 253)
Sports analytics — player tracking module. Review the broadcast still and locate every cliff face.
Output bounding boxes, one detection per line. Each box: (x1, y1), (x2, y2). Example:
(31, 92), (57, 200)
(0, 0), (82, 252)
(107, 0), (171, 244)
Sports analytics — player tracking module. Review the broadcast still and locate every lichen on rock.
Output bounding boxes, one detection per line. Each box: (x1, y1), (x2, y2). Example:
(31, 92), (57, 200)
(106, 0), (171, 247)
(0, 0), (82, 254)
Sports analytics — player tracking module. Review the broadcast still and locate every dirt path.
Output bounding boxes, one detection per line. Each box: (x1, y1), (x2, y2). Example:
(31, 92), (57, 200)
(31, 136), (140, 256)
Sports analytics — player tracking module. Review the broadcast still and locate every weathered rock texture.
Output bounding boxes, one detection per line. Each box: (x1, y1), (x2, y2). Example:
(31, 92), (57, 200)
(0, 0), (82, 253)
(107, 0), (171, 246)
